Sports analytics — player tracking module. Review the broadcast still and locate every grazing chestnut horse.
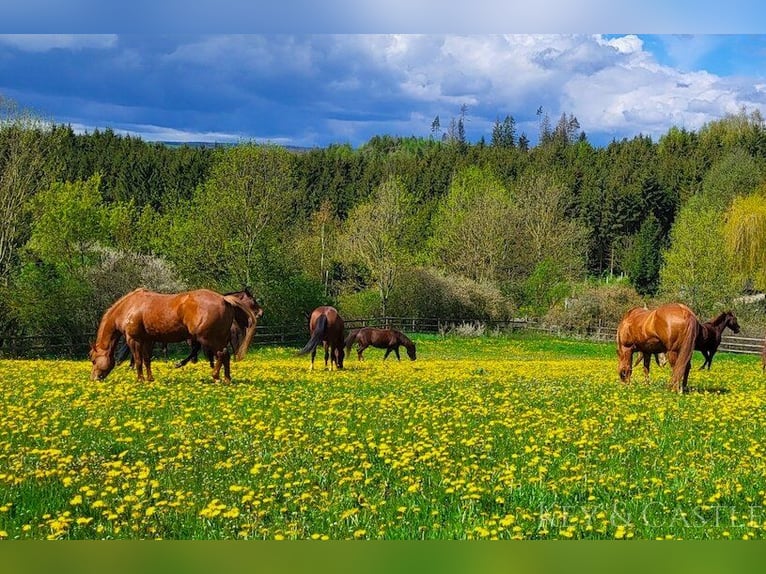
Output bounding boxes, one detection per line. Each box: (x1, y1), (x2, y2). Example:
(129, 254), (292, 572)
(344, 327), (416, 361)
(298, 306), (345, 370)
(89, 288), (259, 383)
(616, 302), (700, 393)
(696, 311), (740, 370)
(174, 289), (264, 369)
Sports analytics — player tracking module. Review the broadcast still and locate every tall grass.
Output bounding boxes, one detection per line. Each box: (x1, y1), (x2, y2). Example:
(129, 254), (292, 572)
(0, 334), (764, 539)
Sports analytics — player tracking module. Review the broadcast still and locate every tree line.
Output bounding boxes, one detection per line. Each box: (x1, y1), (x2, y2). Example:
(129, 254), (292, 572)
(2, 95), (766, 350)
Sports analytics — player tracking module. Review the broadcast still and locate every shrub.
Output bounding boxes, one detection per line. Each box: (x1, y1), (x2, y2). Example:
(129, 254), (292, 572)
(337, 289), (382, 320)
(545, 279), (644, 332)
(387, 267), (513, 320)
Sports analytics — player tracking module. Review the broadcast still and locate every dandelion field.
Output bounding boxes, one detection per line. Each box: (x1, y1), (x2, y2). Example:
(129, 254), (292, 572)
(1, 333), (765, 540)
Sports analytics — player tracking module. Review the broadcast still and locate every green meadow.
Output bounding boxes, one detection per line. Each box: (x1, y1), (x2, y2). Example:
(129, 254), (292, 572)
(0, 334), (764, 540)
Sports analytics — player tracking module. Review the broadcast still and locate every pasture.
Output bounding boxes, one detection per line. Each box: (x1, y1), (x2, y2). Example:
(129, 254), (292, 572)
(1, 333), (765, 540)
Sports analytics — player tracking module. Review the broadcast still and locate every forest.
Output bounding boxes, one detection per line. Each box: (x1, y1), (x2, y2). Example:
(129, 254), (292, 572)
(2, 95), (766, 348)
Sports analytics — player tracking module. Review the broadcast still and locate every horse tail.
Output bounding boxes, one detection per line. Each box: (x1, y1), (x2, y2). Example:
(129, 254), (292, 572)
(224, 295), (259, 361)
(673, 311), (699, 389)
(298, 314), (328, 355)
(344, 329), (360, 353)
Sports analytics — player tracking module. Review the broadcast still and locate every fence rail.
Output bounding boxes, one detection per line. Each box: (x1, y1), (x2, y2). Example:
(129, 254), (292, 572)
(0, 317), (763, 359)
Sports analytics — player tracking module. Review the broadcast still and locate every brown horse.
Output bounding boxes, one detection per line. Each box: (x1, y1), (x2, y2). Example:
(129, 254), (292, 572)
(696, 311), (740, 370)
(298, 306), (345, 370)
(344, 327), (416, 361)
(89, 288), (259, 383)
(616, 302), (700, 393)
(174, 288), (264, 368)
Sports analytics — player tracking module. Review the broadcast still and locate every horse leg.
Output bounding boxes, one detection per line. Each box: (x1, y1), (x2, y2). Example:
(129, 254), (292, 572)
(642, 353), (651, 383)
(211, 351), (223, 382)
(175, 340), (201, 368)
(394, 346), (401, 361)
(324, 342), (331, 370)
(144, 346), (155, 382)
(357, 344), (367, 361)
(128, 339), (145, 382)
(665, 351), (680, 392)
(219, 349), (231, 384)
(310, 347), (316, 371)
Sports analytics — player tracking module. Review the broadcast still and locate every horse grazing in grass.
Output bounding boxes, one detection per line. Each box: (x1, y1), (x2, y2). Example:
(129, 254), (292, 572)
(696, 311), (740, 370)
(616, 302), (700, 393)
(298, 306), (345, 370)
(174, 288), (263, 369)
(89, 288), (259, 383)
(345, 327), (416, 361)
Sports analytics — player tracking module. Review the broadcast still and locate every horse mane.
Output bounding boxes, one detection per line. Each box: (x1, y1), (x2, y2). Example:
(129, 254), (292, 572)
(93, 288), (149, 349)
(222, 294), (259, 360)
(398, 331), (415, 349)
(707, 311), (730, 328)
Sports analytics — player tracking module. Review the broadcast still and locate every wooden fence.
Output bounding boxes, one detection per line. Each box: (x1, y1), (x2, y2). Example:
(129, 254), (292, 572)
(0, 317), (763, 359)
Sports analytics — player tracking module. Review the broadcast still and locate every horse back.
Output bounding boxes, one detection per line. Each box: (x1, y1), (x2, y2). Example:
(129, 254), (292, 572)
(310, 306), (345, 345)
(119, 289), (232, 343)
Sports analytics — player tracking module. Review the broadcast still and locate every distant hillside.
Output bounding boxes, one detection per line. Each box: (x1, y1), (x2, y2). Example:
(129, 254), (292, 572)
(160, 141), (313, 153)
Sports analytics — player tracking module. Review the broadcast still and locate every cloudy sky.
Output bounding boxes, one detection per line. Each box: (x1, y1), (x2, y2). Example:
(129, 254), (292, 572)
(1, 34), (766, 147)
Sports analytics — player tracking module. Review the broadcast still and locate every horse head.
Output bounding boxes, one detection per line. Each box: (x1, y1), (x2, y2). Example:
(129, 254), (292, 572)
(334, 346), (345, 369)
(725, 311), (741, 334)
(89, 343), (115, 381)
(617, 347), (633, 383)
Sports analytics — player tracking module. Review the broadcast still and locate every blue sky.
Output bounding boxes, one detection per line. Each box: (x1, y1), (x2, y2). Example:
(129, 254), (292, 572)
(2, 34), (766, 148)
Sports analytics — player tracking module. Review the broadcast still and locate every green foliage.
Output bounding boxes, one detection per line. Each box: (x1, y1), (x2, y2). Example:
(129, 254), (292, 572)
(623, 214), (663, 296)
(336, 289), (382, 320)
(519, 258), (572, 317)
(700, 149), (762, 210)
(9, 260), (95, 336)
(258, 271), (325, 327)
(25, 175), (106, 274)
(659, 195), (738, 317)
(340, 177), (416, 315)
(724, 191), (766, 290)
(4, 96), (766, 344)
(427, 165), (513, 283)
(0, 98), (63, 285)
(162, 144), (294, 289)
(386, 267), (512, 320)
(545, 278), (644, 333)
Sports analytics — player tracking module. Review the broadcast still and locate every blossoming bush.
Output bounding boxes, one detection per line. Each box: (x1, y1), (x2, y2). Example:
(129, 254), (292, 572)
(0, 333), (764, 539)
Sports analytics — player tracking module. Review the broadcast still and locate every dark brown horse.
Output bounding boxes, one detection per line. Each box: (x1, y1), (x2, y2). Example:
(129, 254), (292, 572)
(298, 306), (345, 370)
(616, 302), (700, 393)
(344, 327), (416, 361)
(174, 289), (263, 369)
(696, 311), (740, 370)
(89, 288), (259, 383)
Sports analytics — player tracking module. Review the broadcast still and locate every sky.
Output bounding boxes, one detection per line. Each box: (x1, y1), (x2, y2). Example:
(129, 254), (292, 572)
(2, 31), (766, 148)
